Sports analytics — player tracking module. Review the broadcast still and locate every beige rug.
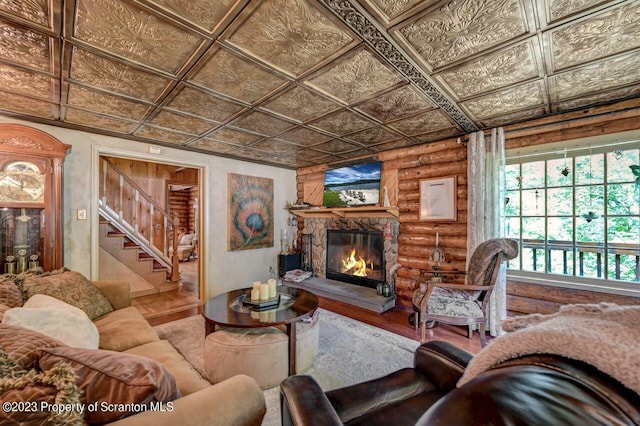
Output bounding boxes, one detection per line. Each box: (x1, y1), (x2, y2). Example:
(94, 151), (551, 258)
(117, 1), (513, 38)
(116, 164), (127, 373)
(154, 308), (420, 425)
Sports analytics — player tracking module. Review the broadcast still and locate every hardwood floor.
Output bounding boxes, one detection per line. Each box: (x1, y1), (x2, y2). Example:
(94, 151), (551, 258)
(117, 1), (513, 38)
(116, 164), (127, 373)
(135, 268), (483, 354)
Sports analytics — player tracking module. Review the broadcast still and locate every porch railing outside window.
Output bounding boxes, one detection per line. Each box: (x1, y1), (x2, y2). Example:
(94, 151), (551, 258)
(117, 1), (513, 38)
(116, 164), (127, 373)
(505, 144), (640, 286)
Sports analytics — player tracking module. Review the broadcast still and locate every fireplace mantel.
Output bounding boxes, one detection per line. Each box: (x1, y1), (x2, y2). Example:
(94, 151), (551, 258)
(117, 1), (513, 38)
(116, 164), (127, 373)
(290, 206), (399, 218)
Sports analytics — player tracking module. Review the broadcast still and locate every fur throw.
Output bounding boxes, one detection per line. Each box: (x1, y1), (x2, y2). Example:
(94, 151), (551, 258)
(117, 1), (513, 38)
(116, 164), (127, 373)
(458, 303), (640, 395)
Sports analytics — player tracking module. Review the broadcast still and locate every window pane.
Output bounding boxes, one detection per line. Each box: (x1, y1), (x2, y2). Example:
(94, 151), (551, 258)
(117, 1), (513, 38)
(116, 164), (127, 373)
(522, 189), (544, 216)
(575, 185), (604, 217)
(576, 217), (604, 243)
(577, 250), (604, 279)
(548, 158), (572, 187)
(607, 183), (639, 215)
(522, 217), (544, 240)
(547, 187), (573, 216)
(607, 149), (639, 183)
(575, 154), (604, 185)
(548, 247), (574, 275)
(607, 217), (640, 243)
(548, 217), (572, 241)
(607, 254), (638, 281)
(505, 164), (521, 190)
(520, 162), (545, 189)
(506, 217), (520, 239)
(505, 190), (520, 216)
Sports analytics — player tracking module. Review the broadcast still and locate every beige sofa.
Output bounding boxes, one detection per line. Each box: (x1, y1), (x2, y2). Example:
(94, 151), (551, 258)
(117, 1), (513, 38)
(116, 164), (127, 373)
(0, 273), (266, 425)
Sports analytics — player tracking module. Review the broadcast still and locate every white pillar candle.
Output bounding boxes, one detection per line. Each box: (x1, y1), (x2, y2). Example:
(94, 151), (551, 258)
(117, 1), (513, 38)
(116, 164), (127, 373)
(251, 289), (260, 300)
(268, 278), (277, 298)
(436, 232), (439, 246)
(259, 283), (269, 300)
(252, 281), (261, 292)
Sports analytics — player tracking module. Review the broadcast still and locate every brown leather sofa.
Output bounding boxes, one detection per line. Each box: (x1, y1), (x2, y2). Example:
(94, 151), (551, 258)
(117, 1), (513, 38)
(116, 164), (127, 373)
(280, 341), (640, 426)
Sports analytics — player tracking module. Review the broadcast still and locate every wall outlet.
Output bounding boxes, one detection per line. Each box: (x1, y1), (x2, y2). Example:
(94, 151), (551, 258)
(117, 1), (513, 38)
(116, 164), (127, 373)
(77, 209), (87, 220)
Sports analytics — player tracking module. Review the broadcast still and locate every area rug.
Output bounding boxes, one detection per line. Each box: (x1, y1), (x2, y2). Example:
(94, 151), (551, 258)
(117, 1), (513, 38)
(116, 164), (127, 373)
(154, 308), (420, 425)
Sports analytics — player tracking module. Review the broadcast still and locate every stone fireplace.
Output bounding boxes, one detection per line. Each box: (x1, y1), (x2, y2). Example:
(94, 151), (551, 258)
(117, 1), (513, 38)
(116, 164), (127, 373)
(302, 216), (399, 285)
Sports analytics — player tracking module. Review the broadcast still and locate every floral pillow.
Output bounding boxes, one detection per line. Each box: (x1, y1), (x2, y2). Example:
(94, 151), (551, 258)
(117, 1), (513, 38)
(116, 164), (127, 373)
(19, 269), (113, 320)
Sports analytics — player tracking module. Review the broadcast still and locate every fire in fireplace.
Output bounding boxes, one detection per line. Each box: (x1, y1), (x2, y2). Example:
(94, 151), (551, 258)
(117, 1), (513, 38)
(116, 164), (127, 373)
(326, 229), (385, 289)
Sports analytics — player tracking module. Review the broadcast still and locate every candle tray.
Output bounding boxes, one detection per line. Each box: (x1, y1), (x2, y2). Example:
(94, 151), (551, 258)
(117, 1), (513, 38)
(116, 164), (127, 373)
(241, 293), (281, 310)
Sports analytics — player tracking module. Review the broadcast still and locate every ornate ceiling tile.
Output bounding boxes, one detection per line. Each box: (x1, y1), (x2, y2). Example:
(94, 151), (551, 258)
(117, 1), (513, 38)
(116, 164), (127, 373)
(190, 138), (242, 153)
(74, 0), (203, 73)
(148, 0), (237, 33)
(277, 127), (331, 146)
(438, 40), (540, 100)
(0, 22), (53, 72)
(0, 91), (57, 119)
(206, 127), (261, 146)
(553, 83), (640, 112)
(64, 107), (135, 133)
(344, 126), (401, 146)
(461, 80), (546, 120)
(308, 108), (375, 135)
(133, 125), (195, 144)
(544, 0), (611, 23)
(367, 0), (430, 23)
(190, 47), (287, 103)
(260, 85), (339, 123)
(310, 138), (363, 154)
(478, 107), (547, 128)
(356, 85), (435, 123)
(149, 110), (215, 134)
(396, 0), (530, 70)
(166, 85), (245, 123)
(547, 1), (640, 71)
(0, 64), (55, 101)
(69, 47), (169, 102)
(67, 84), (149, 120)
(305, 48), (403, 104)
(551, 52), (640, 101)
(388, 109), (455, 136)
(227, 0), (354, 77)
(291, 146), (334, 162)
(0, 0), (53, 29)
(252, 139), (299, 153)
(231, 110), (295, 136)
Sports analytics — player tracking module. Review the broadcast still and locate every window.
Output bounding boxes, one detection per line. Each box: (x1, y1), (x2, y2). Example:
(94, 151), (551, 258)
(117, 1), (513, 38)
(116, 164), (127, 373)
(505, 137), (640, 291)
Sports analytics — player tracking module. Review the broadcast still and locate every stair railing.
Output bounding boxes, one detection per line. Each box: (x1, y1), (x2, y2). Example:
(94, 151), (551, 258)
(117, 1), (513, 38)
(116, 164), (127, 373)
(98, 157), (179, 282)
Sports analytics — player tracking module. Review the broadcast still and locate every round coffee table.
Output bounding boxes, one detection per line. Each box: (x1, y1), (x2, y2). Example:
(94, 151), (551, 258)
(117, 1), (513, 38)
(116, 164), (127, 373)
(202, 285), (318, 375)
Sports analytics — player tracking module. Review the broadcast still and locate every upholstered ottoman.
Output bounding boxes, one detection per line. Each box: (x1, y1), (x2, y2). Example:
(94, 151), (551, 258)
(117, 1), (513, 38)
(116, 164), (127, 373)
(203, 312), (319, 389)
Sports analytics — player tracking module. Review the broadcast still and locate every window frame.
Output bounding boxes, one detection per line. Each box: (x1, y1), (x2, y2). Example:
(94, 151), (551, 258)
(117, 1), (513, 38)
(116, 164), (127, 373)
(505, 130), (640, 297)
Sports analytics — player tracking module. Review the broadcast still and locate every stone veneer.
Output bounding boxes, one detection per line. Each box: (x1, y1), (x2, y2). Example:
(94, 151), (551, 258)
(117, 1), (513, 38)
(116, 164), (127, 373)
(302, 217), (399, 282)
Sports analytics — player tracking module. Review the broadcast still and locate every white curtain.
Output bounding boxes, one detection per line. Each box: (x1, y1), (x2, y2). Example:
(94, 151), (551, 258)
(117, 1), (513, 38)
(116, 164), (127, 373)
(467, 127), (506, 336)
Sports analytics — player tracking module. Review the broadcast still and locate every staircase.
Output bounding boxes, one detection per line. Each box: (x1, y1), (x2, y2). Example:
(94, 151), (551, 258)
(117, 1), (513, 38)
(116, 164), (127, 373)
(99, 218), (178, 295)
(98, 157), (182, 296)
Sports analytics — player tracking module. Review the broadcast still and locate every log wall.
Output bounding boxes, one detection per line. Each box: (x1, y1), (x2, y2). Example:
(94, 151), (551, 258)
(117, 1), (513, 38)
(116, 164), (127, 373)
(296, 99), (640, 313)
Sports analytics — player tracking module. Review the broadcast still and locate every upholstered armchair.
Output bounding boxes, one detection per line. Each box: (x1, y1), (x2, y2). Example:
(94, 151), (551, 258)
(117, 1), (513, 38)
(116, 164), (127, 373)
(175, 232), (196, 261)
(412, 238), (519, 347)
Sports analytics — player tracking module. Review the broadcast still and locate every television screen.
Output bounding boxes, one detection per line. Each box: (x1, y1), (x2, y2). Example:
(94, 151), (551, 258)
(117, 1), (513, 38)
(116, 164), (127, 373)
(323, 161), (382, 207)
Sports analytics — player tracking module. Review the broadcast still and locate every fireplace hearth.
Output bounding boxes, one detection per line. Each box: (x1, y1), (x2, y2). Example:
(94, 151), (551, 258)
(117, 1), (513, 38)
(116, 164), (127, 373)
(326, 229), (385, 289)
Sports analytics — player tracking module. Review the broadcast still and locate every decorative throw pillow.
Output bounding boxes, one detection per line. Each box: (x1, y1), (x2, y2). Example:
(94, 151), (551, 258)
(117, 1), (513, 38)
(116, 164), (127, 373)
(38, 347), (181, 424)
(0, 323), (67, 369)
(0, 350), (84, 426)
(0, 278), (24, 308)
(20, 269), (113, 320)
(3, 295), (100, 349)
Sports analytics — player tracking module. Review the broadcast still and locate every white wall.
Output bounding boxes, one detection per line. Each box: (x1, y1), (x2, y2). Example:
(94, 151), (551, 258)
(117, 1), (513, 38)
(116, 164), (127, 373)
(0, 117), (297, 300)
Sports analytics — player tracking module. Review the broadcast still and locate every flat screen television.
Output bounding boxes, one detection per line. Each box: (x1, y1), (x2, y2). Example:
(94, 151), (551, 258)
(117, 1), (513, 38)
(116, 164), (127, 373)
(323, 161), (382, 207)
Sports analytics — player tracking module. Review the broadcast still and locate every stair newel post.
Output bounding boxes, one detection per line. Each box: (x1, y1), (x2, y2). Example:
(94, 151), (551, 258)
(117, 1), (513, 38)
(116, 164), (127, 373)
(171, 215), (180, 282)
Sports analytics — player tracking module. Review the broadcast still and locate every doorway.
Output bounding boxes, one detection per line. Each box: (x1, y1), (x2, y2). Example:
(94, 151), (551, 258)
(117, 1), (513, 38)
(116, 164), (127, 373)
(97, 155), (202, 320)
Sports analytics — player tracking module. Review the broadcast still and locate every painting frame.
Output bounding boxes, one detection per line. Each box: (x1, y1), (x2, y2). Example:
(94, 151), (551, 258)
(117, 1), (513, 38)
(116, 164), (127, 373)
(419, 176), (457, 221)
(228, 173), (274, 251)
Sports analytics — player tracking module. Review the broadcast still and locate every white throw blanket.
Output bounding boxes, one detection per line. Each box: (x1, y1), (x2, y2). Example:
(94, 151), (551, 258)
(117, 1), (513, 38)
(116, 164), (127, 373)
(458, 303), (640, 395)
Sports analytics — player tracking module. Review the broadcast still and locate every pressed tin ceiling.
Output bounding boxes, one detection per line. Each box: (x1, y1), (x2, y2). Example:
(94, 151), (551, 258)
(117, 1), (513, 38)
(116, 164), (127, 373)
(0, 0), (639, 169)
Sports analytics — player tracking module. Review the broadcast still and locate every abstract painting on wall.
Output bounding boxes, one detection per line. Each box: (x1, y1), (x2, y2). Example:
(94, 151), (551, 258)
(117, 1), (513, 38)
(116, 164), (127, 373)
(228, 173), (274, 251)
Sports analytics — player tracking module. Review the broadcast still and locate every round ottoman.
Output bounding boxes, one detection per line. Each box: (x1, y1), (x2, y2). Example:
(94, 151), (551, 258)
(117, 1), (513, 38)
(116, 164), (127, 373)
(204, 312), (319, 389)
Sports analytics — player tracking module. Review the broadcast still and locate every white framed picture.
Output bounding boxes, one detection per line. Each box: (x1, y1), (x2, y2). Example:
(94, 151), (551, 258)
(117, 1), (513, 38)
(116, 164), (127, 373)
(419, 176), (457, 221)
